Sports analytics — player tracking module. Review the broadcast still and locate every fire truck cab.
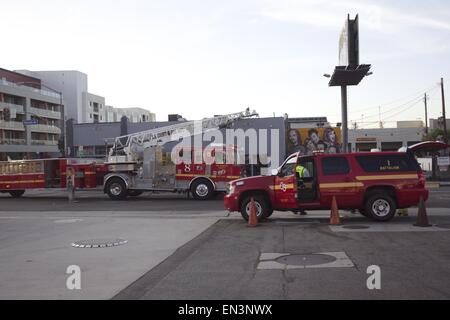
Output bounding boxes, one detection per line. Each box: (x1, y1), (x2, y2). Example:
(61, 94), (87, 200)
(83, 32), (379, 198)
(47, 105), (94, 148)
(224, 141), (448, 222)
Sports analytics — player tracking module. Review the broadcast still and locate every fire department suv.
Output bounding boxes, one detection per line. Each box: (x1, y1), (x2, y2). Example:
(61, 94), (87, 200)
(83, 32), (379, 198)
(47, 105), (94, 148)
(224, 141), (448, 222)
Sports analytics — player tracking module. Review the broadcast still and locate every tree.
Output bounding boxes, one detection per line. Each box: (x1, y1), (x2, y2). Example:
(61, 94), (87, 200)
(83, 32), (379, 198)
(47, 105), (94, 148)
(423, 128), (450, 142)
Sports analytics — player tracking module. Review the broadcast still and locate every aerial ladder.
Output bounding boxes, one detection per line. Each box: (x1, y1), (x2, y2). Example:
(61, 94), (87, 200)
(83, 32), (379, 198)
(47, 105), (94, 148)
(107, 108), (258, 164)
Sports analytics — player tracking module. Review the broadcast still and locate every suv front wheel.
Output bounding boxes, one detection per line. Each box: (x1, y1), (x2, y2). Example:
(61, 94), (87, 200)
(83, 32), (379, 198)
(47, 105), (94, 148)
(365, 193), (396, 222)
(240, 195), (270, 221)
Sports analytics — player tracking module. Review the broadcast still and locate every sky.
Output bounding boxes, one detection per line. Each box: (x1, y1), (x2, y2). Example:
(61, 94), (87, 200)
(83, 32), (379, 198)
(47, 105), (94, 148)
(1, 0), (450, 126)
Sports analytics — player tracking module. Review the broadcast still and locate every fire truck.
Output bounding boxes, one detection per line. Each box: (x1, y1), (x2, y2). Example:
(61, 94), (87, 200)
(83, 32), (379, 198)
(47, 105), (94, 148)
(0, 109), (257, 199)
(103, 109), (258, 200)
(0, 158), (108, 197)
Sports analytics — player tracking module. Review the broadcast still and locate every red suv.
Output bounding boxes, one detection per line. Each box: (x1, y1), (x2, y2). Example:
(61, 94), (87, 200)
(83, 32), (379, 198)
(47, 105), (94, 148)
(224, 141), (447, 222)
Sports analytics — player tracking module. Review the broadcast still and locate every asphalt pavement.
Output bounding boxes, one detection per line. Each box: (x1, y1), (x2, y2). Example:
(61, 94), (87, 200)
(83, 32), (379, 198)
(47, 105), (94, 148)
(116, 214), (450, 300)
(0, 187), (449, 211)
(1, 188), (450, 299)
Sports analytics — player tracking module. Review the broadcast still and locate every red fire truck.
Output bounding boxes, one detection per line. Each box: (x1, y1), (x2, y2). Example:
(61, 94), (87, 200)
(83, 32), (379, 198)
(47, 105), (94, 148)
(103, 110), (258, 200)
(0, 158), (108, 197)
(0, 109), (257, 200)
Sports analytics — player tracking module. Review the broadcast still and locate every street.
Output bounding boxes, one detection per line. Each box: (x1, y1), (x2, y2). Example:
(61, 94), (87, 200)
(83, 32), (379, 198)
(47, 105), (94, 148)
(0, 188), (450, 299)
(0, 187), (449, 211)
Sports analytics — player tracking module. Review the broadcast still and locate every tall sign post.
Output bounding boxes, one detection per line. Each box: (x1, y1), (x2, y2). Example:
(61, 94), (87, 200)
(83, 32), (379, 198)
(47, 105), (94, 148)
(327, 14), (371, 152)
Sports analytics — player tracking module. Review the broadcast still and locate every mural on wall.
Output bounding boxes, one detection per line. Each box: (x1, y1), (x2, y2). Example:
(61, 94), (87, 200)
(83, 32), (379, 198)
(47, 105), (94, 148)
(287, 127), (342, 155)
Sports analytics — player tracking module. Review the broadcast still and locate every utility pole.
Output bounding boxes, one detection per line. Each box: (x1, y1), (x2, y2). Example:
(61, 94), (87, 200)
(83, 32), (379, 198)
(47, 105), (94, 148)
(378, 106), (383, 128)
(424, 93), (428, 135)
(441, 78), (448, 142)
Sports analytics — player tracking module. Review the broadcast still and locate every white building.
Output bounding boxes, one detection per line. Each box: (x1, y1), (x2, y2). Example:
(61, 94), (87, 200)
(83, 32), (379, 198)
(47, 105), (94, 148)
(349, 121), (425, 152)
(105, 107), (155, 123)
(15, 70), (155, 124)
(83, 92), (106, 123)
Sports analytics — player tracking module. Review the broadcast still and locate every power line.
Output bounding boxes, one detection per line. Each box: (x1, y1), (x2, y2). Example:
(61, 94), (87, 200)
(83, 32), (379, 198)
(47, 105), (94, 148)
(327, 83), (440, 118)
(349, 86), (440, 124)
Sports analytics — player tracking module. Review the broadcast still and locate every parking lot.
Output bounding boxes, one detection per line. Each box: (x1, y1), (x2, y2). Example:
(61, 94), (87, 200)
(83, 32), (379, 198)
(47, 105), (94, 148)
(0, 188), (450, 299)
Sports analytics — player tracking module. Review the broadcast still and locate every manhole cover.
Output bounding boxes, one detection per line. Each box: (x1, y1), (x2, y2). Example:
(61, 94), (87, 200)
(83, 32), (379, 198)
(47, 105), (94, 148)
(71, 238), (127, 248)
(342, 225), (370, 229)
(436, 224), (450, 229)
(276, 254), (336, 266)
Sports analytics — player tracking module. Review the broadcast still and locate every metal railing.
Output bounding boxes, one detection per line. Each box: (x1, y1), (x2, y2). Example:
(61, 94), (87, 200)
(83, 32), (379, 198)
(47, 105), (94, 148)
(29, 107), (61, 119)
(0, 138), (26, 145)
(0, 102), (25, 114)
(0, 78), (61, 99)
(29, 124), (62, 134)
(31, 139), (58, 146)
(0, 120), (25, 131)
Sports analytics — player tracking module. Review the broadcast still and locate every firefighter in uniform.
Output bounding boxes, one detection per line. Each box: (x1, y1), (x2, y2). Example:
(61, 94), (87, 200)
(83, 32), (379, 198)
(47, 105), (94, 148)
(295, 164), (310, 215)
(66, 166), (75, 202)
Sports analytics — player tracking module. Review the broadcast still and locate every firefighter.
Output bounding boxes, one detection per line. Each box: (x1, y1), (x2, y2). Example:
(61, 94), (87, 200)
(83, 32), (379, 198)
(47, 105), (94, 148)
(66, 166), (75, 202)
(295, 163), (309, 215)
(295, 164), (310, 178)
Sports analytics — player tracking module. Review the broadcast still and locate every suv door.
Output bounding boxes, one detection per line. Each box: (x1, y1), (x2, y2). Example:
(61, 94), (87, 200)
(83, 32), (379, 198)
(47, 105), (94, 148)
(297, 157), (317, 203)
(274, 155), (298, 209)
(318, 155), (360, 207)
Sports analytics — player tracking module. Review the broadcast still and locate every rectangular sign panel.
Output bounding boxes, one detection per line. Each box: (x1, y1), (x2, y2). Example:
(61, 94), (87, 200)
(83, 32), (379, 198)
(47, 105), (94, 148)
(22, 119), (38, 125)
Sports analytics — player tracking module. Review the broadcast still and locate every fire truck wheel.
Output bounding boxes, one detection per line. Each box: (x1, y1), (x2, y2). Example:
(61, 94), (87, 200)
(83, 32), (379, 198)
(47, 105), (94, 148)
(9, 190), (25, 198)
(365, 193), (396, 222)
(128, 190), (144, 197)
(106, 178), (128, 200)
(240, 195), (269, 221)
(190, 179), (214, 200)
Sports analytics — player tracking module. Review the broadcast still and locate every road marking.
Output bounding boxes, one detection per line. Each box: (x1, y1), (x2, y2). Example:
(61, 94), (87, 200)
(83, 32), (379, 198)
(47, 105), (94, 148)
(54, 219), (84, 223)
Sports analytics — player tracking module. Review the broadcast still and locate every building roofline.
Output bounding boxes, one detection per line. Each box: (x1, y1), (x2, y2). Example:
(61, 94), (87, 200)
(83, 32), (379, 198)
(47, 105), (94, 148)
(0, 67), (41, 83)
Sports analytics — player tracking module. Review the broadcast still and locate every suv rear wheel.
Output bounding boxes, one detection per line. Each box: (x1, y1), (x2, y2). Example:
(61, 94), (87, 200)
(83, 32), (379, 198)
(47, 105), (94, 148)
(9, 190), (25, 198)
(365, 193), (396, 222)
(240, 195), (270, 221)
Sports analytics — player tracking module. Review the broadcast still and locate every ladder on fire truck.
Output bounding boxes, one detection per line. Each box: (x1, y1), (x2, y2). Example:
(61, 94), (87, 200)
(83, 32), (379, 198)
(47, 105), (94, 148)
(107, 108), (258, 164)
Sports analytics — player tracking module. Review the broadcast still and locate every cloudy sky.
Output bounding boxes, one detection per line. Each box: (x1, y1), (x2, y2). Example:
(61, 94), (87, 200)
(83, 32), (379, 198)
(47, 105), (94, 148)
(1, 0), (450, 126)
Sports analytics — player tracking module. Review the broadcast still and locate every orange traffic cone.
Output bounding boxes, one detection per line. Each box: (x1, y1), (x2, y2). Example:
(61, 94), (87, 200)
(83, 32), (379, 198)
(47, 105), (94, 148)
(414, 197), (431, 227)
(247, 197), (258, 227)
(330, 196), (341, 225)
